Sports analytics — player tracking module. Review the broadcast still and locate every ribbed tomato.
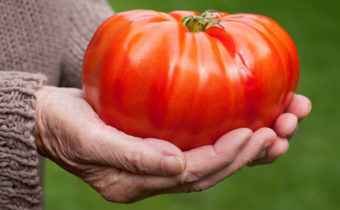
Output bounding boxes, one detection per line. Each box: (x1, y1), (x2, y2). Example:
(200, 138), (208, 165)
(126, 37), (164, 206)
(82, 10), (299, 150)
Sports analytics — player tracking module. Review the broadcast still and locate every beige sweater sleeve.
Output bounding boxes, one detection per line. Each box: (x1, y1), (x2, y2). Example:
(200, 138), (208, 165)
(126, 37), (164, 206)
(59, 0), (114, 88)
(0, 71), (46, 210)
(0, 1), (113, 209)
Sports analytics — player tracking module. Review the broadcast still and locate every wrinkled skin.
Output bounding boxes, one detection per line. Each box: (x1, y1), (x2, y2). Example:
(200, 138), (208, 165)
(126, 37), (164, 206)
(34, 86), (310, 203)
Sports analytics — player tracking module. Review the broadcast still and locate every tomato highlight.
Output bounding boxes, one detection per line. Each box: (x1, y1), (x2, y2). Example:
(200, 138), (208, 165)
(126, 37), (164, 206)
(82, 10), (299, 150)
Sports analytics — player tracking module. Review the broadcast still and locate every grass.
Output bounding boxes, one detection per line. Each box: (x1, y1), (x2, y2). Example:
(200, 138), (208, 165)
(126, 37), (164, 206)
(45, 0), (340, 209)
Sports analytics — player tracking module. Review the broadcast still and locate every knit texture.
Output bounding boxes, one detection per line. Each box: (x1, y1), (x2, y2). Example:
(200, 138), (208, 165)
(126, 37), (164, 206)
(60, 0), (114, 88)
(0, 0), (113, 209)
(0, 72), (46, 210)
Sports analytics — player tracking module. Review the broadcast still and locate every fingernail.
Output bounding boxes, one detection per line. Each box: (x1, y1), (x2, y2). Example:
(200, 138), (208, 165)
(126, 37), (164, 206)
(307, 100), (312, 113)
(162, 156), (185, 175)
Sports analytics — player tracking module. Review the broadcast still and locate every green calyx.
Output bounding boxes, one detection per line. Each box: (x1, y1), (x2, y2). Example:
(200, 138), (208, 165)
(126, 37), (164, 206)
(181, 10), (225, 32)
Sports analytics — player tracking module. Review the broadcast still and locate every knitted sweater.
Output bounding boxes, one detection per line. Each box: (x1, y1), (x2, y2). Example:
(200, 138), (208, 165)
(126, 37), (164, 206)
(0, 0), (113, 209)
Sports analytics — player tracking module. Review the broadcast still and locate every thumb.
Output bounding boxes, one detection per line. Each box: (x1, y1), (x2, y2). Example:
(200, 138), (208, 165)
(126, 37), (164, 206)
(82, 126), (186, 176)
(34, 87), (185, 176)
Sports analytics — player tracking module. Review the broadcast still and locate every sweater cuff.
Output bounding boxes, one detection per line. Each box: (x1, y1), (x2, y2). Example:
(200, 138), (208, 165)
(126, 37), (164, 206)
(0, 71), (46, 210)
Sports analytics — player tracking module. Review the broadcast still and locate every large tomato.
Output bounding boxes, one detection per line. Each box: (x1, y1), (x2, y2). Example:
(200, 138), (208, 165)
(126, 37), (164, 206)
(82, 10), (299, 150)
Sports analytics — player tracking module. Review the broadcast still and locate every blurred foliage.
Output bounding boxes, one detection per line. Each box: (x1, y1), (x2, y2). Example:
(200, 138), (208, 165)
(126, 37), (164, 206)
(45, 0), (340, 209)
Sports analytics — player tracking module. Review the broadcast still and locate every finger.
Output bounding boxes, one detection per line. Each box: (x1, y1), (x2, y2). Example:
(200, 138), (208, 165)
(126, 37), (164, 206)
(37, 89), (185, 176)
(248, 137), (289, 166)
(134, 128), (252, 196)
(286, 94), (312, 120)
(81, 165), (179, 203)
(174, 128), (252, 184)
(165, 128), (275, 193)
(273, 113), (298, 138)
(185, 128), (276, 192)
(50, 90), (186, 176)
(81, 126), (186, 176)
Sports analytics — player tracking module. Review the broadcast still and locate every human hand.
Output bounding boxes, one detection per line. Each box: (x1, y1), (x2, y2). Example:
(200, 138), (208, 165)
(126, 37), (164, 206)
(33, 86), (277, 203)
(249, 94), (312, 166)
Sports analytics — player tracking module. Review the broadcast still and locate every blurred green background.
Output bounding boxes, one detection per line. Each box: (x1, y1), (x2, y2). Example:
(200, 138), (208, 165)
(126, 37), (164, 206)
(45, 0), (340, 209)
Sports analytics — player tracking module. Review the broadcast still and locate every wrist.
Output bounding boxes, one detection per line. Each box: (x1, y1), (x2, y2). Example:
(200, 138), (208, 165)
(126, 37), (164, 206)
(33, 86), (56, 156)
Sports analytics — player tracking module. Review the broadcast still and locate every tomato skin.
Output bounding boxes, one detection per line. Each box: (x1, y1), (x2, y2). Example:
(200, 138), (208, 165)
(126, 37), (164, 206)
(82, 10), (299, 150)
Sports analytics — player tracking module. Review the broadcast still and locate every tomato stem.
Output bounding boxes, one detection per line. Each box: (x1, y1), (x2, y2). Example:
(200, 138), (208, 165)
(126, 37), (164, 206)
(181, 10), (225, 32)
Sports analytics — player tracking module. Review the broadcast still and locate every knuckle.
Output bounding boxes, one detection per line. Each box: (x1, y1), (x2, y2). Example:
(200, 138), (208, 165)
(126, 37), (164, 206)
(255, 128), (276, 147)
(100, 185), (144, 204)
(118, 149), (144, 173)
(178, 171), (201, 184)
(101, 191), (131, 203)
(96, 179), (136, 203)
(261, 127), (277, 138)
(188, 185), (204, 193)
(93, 169), (148, 204)
(187, 182), (213, 193)
(130, 149), (145, 172)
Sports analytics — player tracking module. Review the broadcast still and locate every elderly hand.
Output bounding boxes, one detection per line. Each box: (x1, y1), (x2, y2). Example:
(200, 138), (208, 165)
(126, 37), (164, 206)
(33, 86), (310, 203)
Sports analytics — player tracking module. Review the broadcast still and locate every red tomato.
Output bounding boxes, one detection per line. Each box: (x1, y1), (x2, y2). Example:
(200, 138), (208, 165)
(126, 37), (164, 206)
(82, 10), (299, 150)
